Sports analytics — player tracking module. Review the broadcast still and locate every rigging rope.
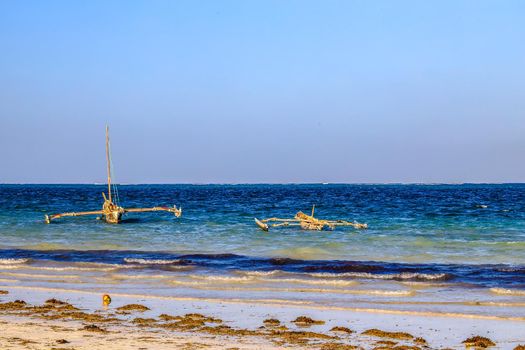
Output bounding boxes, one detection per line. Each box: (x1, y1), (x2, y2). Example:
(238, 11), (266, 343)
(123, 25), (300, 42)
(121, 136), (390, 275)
(108, 140), (121, 206)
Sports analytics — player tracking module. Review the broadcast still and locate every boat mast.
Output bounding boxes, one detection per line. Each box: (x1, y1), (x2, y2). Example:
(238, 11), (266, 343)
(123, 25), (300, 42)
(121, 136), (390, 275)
(106, 125), (112, 202)
(44, 125), (182, 224)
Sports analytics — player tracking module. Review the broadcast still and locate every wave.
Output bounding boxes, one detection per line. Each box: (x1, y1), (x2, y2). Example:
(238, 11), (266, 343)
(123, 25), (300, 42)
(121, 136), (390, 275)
(186, 272), (359, 287)
(308, 272), (451, 281)
(495, 266), (525, 273)
(0, 248), (523, 288)
(170, 280), (210, 286)
(30, 265), (118, 272)
(0, 272), (81, 280)
(236, 269), (448, 283)
(110, 273), (173, 280)
(490, 288), (525, 296)
(185, 275), (351, 286)
(239, 270), (284, 277)
(167, 282), (414, 297)
(240, 270), (448, 285)
(188, 275), (257, 283)
(0, 265), (22, 270)
(260, 277), (358, 286)
(124, 258), (187, 265)
(0, 258), (29, 265)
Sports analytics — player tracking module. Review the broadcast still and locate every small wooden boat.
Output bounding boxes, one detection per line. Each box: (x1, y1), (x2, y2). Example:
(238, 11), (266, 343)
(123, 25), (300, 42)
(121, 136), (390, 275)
(45, 126), (182, 224)
(254, 205), (367, 232)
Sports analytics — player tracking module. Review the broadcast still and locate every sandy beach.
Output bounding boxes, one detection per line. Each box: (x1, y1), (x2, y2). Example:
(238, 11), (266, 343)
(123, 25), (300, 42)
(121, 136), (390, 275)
(1, 185), (525, 349)
(2, 0), (525, 346)
(1, 286), (524, 350)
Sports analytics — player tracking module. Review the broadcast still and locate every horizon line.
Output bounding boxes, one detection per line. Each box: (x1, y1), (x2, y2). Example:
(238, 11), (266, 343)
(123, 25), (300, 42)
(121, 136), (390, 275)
(1, 182), (524, 186)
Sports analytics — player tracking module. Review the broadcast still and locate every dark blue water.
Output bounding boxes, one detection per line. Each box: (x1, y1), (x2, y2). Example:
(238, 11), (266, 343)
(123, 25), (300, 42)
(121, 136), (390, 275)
(0, 184), (524, 288)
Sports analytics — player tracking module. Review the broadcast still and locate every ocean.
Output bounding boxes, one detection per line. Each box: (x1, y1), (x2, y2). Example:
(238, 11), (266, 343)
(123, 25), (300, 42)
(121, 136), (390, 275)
(0, 184), (524, 318)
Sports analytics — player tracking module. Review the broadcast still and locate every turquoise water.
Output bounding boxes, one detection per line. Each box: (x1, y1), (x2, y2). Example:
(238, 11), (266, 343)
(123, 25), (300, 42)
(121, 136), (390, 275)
(1, 184), (524, 264)
(1, 184), (524, 318)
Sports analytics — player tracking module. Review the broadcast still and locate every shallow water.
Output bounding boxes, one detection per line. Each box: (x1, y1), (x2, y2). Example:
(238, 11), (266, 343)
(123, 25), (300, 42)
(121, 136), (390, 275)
(0, 184), (524, 318)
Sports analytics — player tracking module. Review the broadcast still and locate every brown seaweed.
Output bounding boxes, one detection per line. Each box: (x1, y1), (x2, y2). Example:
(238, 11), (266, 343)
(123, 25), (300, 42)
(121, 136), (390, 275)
(115, 304), (150, 312)
(82, 324), (107, 333)
(330, 326), (354, 334)
(263, 318), (281, 327)
(321, 343), (361, 350)
(462, 336), (496, 348)
(292, 316), (325, 326)
(362, 329), (414, 341)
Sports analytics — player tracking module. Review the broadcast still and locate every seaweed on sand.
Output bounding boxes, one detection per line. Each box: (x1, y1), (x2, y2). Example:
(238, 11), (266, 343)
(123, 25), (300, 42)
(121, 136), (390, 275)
(373, 347), (420, 350)
(7, 337), (36, 346)
(292, 316), (325, 326)
(46, 298), (70, 306)
(82, 324), (107, 332)
(362, 329), (414, 341)
(0, 300), (27, 310)
(462, 336), (496, 348)
(375, 340), (398, 346)
(132, 317), (157, 325)
(159, 313), (221, 324)
(320, 343), (361, 350)
(159, 319), (336, 347)
(263, 318), (281, 327)
(183, 313), (222, 323)
(200, 325), (260, 337)
(330, 326), (353, 334)
(268, 329), (335, 345)
(43, 310), (116, 323)
(0, 299), (82, 317)
(161, 314), (223, 331)
(414, 337), (427, 345)
(31, 299), (79, 312)
(158, 313), (179, 321)
(115, 304), (150, 312)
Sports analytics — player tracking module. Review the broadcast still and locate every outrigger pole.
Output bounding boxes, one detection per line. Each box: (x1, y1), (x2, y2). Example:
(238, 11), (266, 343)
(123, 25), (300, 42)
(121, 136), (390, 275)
(45, 126), (182, 224)
(254, 205), (367, 232)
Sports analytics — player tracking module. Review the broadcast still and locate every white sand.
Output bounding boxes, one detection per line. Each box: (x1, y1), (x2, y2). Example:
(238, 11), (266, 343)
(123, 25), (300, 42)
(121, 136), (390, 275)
(0, 285), (524, 349)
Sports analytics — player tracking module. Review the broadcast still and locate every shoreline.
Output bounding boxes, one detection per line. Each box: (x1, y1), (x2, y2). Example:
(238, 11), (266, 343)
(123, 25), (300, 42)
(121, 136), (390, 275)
(4, 284), (525, 323)
(1, 287), (524, 349)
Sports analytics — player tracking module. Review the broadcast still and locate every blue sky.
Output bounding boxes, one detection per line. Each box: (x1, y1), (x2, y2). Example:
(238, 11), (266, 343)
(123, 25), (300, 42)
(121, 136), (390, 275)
(0, 0), (524, 183)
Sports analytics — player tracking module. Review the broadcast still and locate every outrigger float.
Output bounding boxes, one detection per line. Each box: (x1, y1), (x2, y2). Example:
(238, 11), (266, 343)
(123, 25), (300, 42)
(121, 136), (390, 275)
(45, 126), (182, 224)
(254, 205), (367, 232)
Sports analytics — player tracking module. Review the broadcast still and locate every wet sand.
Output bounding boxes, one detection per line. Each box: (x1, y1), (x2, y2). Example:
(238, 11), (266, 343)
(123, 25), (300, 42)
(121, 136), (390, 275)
(0, 287), (524, 349)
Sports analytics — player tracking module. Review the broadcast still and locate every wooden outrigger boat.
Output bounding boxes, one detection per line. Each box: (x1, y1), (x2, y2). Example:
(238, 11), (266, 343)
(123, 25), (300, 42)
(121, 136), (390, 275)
(45, 126), (182, 224)
(254, 205), (367, 232)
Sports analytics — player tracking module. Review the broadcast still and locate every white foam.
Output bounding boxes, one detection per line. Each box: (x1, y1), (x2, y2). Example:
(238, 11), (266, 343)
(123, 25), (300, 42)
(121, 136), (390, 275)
(167, 283), (413, 297)
(111, 274), (172, 280)
(180, 273), (359, 287)
(1, 272), (81, 279)
(490, 288), (525, 296)
(188, 275), (256, 283)
(261, 277), (358, 287)
(170, 280), (209, 286)
(309, 272), (448, 281)
(0, 258), (29, 265)
(124, 258), (184, 265)
(240, 270), (283, 277)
